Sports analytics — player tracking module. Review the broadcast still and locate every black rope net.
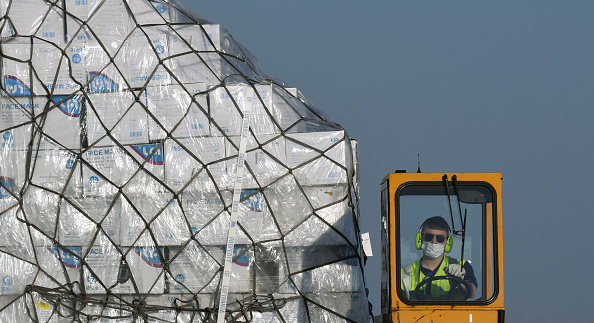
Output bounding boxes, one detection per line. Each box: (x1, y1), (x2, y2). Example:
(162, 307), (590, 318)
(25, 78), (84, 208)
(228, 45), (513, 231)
(0, 1), (368, 322)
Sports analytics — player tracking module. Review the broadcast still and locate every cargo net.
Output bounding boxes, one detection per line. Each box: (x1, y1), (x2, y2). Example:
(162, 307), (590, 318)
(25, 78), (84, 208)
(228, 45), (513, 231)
(0, 0), (368, 322)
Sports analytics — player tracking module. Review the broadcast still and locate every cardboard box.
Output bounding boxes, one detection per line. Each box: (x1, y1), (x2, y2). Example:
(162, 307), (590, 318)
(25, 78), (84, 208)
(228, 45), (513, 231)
(0, 251), (38, 295)
(202, 244), (252, 294)
(85, 0), (135, 55)
(18, 186), (62, 245)
(286, 131), (350, 185)
(0, 295), (29, 322)
(180, 189), (231, 243)
(180, 189), (277, 245)
(283, 191), (357, 247)
(0, 93), (83, 150)
(58, 198), (121, 247)
(0, 176), (17, 202)
(82, 246), (166, 294)
(1, 39), (85, 95)
(164, 137), (227, 193)
(120, 195), (190, 247)
(40, 94), (84, 149)
(298, 292), (368, 323)
(85, 91), (149, 146)
(0, 96), (44, 128)
(279, 246), (362, 294)
(34, 246), (82, 288)
(146, 83), (210, 140)
(82, 245), (122, 294)
(81, 143), (164, 196)
(120, 246), (165, 294)
(225, 134), (287, 189)
(1, 41), (45, 96)
(169, 24), (235, 85)
(209, 84), (279, 136)
(29, 140), (81, 194)
(118, 28), (171, 89)
(0, 127), (29, 200)
(167, 244), (224, 294)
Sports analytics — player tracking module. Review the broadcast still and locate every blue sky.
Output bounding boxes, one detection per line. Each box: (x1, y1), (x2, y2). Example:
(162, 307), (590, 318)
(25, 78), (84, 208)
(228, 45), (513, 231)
(177, 1), (594, 321)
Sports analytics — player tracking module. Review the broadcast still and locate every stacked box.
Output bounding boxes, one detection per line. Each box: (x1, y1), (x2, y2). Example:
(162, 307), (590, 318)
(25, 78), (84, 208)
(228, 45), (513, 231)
(169, 24), (237, 85)
(286, 130), (351, 186)
(210, 84), (280, 136)
(0, 1), (369, 322)
(0, 125), (30, 201)
(81, 142), (165, 198)
(168, 244), (252, 294)
(28, 138), (82, 195)
(33, 246), (82, 289)
(2, 38), (85, 95)
(145, 83), (210, 140)
(58, 197), (122, 247)
(84, 245), (165, 294)
(164, 136), (228, 192)
(120, 194), (190, 247)
(0, 252), (38, 295)
(279, 246), (363, 294)
(85, 91), (150, 146)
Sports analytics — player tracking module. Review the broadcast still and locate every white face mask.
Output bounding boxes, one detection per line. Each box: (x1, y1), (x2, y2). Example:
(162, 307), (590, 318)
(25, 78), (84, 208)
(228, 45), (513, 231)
(422, 241), (445, 259)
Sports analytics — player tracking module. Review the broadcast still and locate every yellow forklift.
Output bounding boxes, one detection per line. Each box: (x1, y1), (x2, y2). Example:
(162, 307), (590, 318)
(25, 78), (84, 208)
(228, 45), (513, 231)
(378, 172), (504, 322)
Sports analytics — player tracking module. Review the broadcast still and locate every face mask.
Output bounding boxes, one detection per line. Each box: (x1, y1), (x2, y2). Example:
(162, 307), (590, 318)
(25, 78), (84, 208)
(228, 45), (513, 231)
(422, 241), (445, 259)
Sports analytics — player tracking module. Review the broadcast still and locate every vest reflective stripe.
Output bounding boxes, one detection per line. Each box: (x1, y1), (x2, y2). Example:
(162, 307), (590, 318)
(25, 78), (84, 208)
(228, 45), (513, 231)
(401, 256), (465, 299)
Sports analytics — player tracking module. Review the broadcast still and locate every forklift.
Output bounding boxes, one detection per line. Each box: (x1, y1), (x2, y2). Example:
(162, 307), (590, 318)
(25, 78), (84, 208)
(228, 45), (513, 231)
(378, 172), (504, 322)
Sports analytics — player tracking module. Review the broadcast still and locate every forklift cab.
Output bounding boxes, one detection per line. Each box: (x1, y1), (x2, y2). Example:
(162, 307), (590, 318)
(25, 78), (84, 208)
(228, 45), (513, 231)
(379, 173), (504, 322)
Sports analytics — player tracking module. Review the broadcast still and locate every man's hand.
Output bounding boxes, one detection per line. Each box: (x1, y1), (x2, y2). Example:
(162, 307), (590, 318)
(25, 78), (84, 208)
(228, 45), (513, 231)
(445, 264), (466, 279)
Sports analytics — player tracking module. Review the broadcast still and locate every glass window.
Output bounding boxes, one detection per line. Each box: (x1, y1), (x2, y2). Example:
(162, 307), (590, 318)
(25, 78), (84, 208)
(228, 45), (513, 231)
(397, 183), (496, 303)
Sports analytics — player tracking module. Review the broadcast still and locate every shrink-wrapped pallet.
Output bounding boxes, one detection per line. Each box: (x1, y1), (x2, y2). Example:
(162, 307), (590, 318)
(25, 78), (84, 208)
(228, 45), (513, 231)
(0, 0), (368, 322)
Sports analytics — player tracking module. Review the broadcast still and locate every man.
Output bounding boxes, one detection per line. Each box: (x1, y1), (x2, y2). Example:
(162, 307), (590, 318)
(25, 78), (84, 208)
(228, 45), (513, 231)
(401, 216), (477, 300)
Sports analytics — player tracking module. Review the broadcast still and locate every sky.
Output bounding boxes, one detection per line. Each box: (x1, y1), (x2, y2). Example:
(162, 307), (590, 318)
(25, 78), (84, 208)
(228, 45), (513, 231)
(176, 1), (594, 322)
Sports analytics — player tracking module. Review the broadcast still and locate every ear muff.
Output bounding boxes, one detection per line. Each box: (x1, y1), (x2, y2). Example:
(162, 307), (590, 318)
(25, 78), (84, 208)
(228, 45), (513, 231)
(415, 232), (423, 250)
(445, 236), (453, 253)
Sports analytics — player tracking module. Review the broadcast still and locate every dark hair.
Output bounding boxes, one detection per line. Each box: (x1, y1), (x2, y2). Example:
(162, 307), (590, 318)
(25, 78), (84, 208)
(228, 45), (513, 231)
(421, 216), (451, 234)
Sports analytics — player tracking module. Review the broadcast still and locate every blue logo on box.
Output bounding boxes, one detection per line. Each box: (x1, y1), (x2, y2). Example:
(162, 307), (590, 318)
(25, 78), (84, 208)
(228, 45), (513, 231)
(2, 276), (12, 286)
(0, 177), (15, 199)
(87, 275), (97, 284)
(51, 95), (81, 117)
(155, 44), (165, 55)
(134, 247), (164, 268)
(130, 144), (164, 165)
(219, 245), (250, 267)
(2, 131), (12, 142)
(72, 54), (82, 64)
(3, 76), (32, 96)
(48, 247), (81, 268)
(240, 190), (264, 212)
(89, 72), (119, 92)
(89, 176), (99, 185)
(156, 4), (166, 13)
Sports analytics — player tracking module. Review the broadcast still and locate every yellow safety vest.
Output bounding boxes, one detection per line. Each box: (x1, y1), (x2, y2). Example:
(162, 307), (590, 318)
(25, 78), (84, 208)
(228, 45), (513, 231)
(401, 256), (465, 300)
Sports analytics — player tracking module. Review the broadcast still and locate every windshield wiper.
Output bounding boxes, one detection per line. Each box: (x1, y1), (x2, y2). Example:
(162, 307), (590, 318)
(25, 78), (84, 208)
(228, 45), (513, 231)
(443, 175), (468, 261)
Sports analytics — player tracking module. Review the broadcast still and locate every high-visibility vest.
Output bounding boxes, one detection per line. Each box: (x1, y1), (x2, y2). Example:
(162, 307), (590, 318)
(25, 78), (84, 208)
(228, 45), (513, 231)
(401, 256), (465, 300)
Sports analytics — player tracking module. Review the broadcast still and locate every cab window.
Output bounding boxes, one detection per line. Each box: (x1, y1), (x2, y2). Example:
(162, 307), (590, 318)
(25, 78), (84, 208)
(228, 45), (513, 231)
(397, 183), (497, 303)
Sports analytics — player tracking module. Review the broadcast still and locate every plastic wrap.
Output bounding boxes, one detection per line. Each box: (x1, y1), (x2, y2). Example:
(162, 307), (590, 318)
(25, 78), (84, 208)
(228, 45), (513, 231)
(0, 0), (368, 322)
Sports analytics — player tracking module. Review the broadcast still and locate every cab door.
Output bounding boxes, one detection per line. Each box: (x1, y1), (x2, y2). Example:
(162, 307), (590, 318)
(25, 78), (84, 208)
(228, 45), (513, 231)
(379, 173), (504, 322)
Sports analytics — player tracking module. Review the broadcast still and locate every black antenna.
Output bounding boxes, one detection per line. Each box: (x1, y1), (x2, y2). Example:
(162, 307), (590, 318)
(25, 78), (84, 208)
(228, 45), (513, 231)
(417, 154), (421, 173)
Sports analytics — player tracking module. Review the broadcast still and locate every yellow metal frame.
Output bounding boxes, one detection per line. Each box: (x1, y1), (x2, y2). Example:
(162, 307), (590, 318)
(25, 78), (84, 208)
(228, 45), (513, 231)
(384, 172), (504, 323)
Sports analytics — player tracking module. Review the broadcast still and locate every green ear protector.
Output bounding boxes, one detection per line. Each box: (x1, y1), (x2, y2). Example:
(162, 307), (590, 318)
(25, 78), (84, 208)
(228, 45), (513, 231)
(415, 218), (453, 253)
